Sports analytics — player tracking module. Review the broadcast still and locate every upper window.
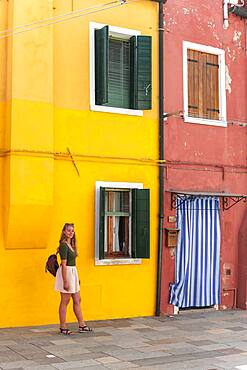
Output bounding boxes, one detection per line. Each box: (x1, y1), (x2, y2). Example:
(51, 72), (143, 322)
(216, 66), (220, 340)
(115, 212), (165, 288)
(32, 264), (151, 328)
(183, 42), (227, 127)
(90, 23), (152, 116)
(95, 181), (150, 265)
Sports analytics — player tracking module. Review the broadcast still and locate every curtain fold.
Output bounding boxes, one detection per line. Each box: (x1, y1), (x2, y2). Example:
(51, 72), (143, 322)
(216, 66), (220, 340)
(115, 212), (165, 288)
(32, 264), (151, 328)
(170, 196), (221, 308)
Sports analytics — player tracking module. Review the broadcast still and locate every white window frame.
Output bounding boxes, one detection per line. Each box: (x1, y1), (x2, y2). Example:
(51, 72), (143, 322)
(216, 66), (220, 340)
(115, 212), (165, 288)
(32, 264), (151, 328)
(183, 41), (227, 128)
(95, 181), (143, 266)
(90, 22), (143, 117)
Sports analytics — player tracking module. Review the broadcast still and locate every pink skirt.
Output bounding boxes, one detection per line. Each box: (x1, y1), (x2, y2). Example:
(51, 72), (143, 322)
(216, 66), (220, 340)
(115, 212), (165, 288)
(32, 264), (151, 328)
(55, 266), (80, 294)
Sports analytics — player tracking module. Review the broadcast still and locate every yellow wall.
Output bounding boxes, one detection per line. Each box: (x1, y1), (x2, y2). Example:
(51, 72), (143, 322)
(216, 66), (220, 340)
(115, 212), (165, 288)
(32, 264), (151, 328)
(0, 0), (159, 327)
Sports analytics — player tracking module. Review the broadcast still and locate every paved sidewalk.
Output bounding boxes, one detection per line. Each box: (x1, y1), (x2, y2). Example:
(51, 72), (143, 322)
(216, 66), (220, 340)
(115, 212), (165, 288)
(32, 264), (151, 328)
(0, 309), (246, 370)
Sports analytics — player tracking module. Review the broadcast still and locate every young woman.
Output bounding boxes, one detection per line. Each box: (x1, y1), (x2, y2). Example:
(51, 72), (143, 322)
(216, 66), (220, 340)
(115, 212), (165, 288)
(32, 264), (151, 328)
(55, 223), (92, 335)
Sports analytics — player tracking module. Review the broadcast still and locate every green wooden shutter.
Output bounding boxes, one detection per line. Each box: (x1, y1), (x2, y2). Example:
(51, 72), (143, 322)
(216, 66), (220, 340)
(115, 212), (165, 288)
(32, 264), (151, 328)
(130, 36), (152, 110)
(99, 187), (105, 259)
(132, 189), (150, 258)
(95, 26), (109, 105)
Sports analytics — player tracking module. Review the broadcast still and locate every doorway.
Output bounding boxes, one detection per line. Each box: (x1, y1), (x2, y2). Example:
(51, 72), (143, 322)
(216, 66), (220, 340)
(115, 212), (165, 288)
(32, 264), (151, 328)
(170, 196), (221, 308)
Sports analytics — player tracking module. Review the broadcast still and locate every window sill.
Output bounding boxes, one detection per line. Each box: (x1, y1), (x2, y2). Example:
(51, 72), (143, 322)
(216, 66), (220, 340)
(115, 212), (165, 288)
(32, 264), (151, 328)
(90, 104), (143, 117)
(184, 115), (227, 128)
(95, 258), (142, 266)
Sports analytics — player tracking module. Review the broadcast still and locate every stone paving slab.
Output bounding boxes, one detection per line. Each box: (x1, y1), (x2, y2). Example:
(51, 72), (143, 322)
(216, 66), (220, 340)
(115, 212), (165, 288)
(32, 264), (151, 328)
(82, 366), (109, 370)
(57, 353), (103, 362)
(0, 360), (37, 369)
(50, 360), (101, 369)
(24, 366), (55, 370)
(103, 362), (139, 369)
(0, 310), (246, 369)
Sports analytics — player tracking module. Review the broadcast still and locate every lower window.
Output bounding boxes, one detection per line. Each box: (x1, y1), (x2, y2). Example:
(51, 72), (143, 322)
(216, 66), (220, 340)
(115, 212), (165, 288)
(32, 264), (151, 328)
(95, 182), (150, 263)
(104, 189), (131, 258)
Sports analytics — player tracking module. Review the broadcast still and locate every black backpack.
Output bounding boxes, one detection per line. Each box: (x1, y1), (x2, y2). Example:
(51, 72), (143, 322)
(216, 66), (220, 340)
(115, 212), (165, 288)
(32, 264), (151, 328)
(45, 253), (59, 277)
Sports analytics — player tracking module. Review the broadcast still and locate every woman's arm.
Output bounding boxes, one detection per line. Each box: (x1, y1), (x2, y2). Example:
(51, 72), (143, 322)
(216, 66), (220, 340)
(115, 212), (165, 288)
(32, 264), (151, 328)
(61, 259), (69, 291)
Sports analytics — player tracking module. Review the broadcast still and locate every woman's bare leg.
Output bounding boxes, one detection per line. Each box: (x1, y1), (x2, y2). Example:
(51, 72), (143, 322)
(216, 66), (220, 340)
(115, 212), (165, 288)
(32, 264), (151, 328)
(59, 293), (71, 328)
(72, 292), (85, 327)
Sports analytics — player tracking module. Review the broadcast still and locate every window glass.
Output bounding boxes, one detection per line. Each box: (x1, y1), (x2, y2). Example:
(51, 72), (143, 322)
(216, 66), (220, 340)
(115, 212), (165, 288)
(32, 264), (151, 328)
(105, 190), (129, 213)
(104, 190), (131, 257)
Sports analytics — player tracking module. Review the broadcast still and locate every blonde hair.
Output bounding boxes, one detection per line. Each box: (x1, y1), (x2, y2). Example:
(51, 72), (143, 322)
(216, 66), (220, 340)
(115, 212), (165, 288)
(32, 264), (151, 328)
(58, 223), (78, 256)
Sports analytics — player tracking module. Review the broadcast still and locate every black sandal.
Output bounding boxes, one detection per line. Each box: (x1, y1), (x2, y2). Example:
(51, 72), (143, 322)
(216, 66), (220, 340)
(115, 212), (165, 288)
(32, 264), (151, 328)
(79, 325), (93, 333)
(60, 328), (73, 335)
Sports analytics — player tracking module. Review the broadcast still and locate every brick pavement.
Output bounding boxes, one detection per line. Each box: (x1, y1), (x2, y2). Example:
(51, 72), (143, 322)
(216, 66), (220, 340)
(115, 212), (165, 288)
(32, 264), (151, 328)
(0, 309), (246, 370)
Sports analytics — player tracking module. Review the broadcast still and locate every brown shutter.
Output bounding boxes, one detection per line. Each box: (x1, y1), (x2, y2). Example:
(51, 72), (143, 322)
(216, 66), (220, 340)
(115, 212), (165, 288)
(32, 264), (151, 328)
(199, 52), (207, 119)
(187, 49), (199, 118)
(205, 53), (219, 120)
(188, 49), (219, 120)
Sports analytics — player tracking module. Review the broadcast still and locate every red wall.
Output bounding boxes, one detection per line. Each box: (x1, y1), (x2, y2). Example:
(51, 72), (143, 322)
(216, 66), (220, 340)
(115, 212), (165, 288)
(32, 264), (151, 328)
(161, 0), (247, 314)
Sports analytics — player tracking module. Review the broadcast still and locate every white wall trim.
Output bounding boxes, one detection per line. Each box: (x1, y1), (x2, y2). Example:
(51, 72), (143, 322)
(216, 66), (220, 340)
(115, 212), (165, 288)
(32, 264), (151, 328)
(183, 41), (227, 127)
(89, 22), (143, 117)
(90, 104), (143, 117)
(95, 181), (143, 266)
(184, 116), (227, 128)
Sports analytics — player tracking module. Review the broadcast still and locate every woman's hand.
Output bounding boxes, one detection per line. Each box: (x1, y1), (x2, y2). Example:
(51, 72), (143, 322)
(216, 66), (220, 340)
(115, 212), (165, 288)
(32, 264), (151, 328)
(63, 280), (69, 291)
(61, 260), (68, 291)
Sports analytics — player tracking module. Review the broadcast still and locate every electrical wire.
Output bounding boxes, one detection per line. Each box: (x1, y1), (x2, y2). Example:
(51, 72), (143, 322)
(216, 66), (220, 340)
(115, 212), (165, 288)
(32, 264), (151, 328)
(0, 0), (140, 40)
(165, 111), (247, 127)
(0, 4), (123, 40)
(0, 148), (160, 166)
(0, 1), (120, 36)
(0, 149), (246, 174)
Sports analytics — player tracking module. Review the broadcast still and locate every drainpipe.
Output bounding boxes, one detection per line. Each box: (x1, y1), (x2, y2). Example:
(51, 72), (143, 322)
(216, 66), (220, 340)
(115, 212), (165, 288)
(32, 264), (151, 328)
(223, 0), (231, 29)
(152, 0), (167, 316)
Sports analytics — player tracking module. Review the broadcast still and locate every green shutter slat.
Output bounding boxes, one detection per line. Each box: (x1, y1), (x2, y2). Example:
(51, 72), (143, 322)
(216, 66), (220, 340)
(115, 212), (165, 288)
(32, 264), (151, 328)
(132, 189), (150, 258)
(106, 38), (130, 109)
(130, 35), (152, 110)
(130, 36), (138, 109)
(99, 187), (105, 259)
(95, 26), (109, 105)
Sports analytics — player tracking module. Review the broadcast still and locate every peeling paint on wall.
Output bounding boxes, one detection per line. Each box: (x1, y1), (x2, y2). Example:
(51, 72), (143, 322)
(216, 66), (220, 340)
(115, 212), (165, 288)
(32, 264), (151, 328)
(233, 30), (242, 48)
(207, 21), (216, 29)
(182, 8), (190, 15)
(213, 31), (220, 42)
(226, 46), (236, 62)
(225, 65), (232, 94)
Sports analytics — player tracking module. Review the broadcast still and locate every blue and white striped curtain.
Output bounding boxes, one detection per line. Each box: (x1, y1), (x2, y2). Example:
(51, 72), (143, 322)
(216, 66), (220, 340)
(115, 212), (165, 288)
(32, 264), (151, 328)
(170, 197), (221, 308)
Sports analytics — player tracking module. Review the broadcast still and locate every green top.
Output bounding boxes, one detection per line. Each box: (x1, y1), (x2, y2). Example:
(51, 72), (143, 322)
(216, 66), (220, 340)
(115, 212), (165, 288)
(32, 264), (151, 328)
(59, 242), (76, 266)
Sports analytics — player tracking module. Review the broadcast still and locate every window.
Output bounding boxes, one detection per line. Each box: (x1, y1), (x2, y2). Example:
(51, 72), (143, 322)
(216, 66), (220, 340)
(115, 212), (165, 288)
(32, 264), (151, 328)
(183, 42), (227, 127)
(90, 23), (152, 115)
(103, 189), (131, 258)
(95, 182), (150, 265)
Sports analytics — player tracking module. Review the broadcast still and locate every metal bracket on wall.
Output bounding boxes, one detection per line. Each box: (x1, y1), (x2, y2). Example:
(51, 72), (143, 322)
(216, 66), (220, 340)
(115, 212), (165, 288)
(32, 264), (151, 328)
(170, 191), (247, 211)
(171, 193), (196, 210)
(222, 196), (247, 210)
